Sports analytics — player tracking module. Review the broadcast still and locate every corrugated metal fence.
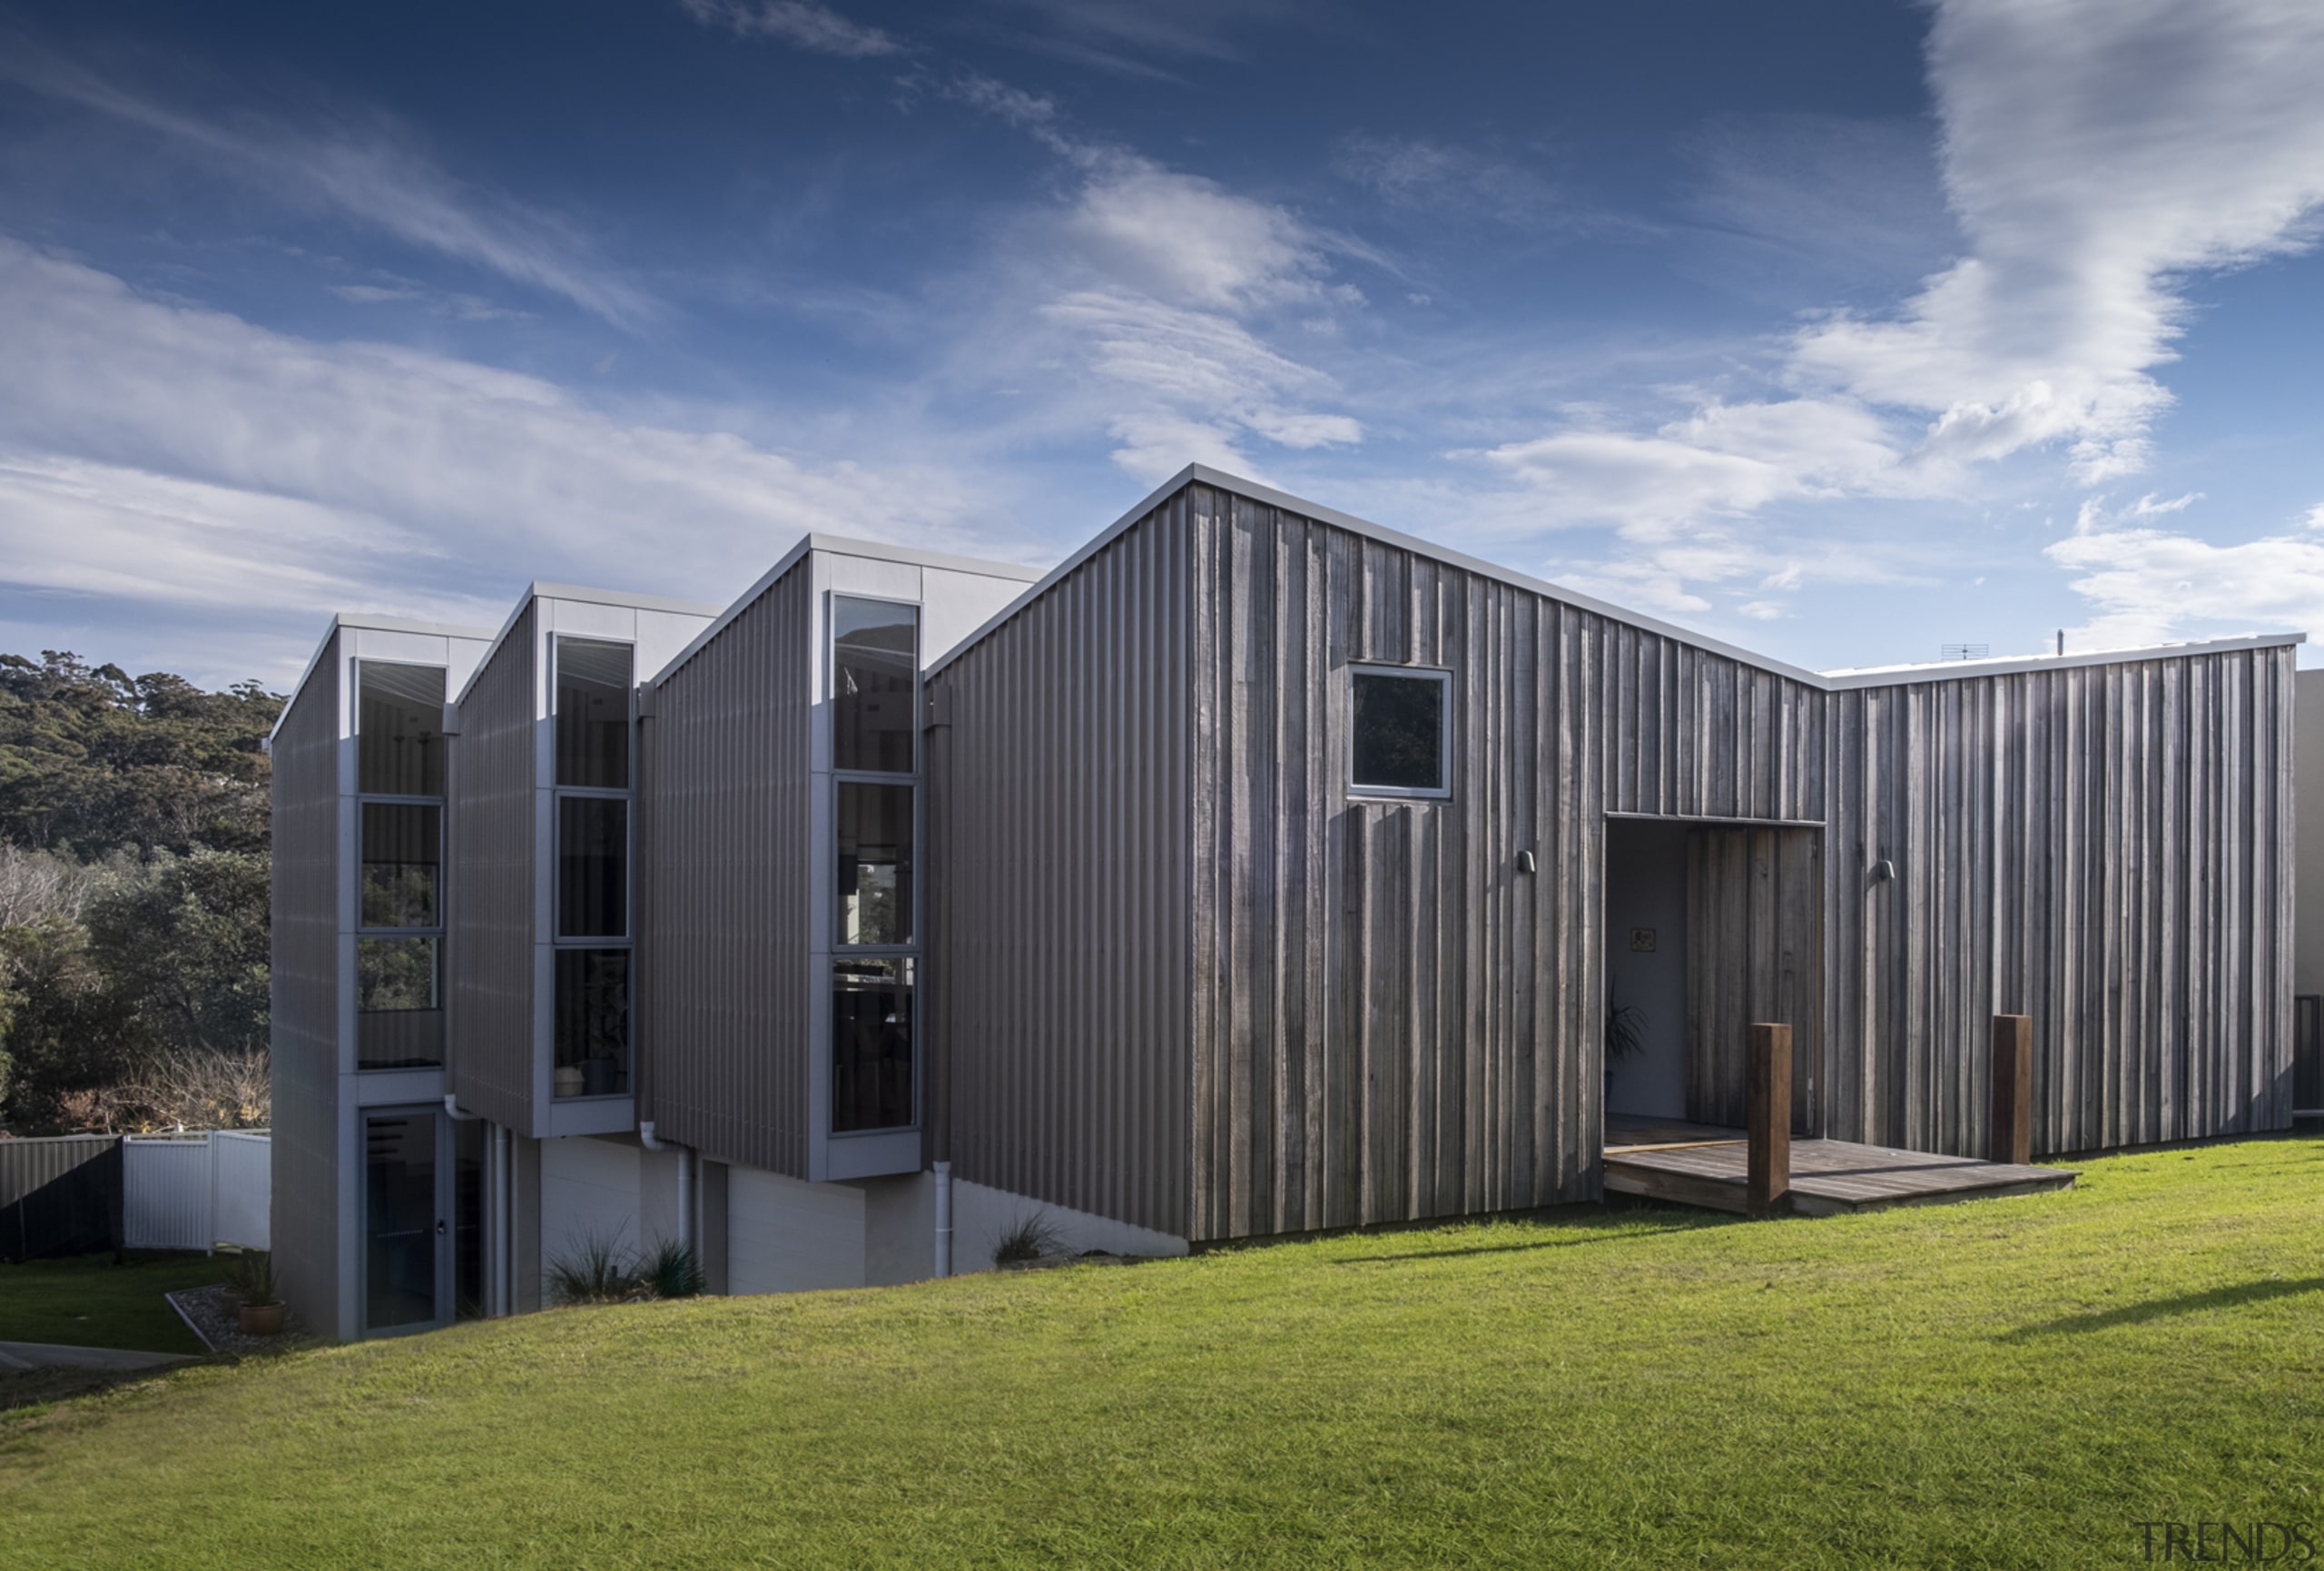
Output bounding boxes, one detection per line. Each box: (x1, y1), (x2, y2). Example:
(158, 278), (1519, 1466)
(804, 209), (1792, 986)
(122, 1132), (272, 1250)
(0, 1131), (269, 1258)
(0, 1135), (123, 1261)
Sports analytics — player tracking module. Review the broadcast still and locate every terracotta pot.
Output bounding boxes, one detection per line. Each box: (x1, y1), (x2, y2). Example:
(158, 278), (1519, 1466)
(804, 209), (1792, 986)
(238, 1302), (288, 1337)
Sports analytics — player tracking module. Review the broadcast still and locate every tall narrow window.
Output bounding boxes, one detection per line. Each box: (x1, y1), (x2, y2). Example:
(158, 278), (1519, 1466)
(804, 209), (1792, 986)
(1350, 666), (1452, 797)
(356, 663), (447, 1069)
(832, 598), (919, 774)
(830, 597), (920, 1135)
(552, 638), (634, 1098)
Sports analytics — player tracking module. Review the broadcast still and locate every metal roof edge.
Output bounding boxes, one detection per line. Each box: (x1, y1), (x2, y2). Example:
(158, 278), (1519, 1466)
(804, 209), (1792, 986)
(644, 533), (1046, 693)
(267, 612), (497, 746)
(926, 463), (1834, 686)
(1821, 630), (2307, 689)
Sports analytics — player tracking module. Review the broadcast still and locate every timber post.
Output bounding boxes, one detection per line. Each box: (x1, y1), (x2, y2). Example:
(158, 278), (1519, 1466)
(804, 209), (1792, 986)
(1992, 1014), (2034, 1166)
(1747, 1023), (1792, 1216)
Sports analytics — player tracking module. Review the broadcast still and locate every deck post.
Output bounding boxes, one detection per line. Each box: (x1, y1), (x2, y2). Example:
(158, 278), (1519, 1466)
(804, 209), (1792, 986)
(1991, 1014), (2034, 1166)
(1747, 1023), (1791, 1215)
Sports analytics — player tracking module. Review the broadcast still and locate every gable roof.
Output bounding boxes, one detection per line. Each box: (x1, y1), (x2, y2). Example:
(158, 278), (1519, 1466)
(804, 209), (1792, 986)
(925, 464), (2304, 689)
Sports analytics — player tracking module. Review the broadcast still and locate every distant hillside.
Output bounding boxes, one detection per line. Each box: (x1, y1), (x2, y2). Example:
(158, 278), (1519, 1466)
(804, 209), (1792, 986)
(0, 652), (282, 1133)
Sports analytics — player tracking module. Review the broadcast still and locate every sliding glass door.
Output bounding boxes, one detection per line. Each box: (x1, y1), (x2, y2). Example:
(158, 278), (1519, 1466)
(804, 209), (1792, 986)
(363, 1109), (489, 1335)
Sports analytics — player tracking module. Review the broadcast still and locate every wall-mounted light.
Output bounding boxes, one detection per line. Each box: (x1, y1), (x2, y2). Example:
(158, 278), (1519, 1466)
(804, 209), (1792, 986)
(1517, 850), (1537, 874)
(1870, 857), (1897, 884)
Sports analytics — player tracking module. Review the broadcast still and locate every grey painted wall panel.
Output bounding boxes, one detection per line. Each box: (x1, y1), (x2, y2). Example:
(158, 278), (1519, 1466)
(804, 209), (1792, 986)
(269, 631), (340, 1334)
(926, 498), (1194, 1238)
(1820, 647), (2295, 1156)
(449, 604), (537, 1131)
(639, 565), (812, 1176)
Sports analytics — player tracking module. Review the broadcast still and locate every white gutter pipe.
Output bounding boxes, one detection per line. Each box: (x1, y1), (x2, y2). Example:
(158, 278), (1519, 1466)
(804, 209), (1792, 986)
(636, 1121), (693, 1254)
(934, 1161), (953, 1279)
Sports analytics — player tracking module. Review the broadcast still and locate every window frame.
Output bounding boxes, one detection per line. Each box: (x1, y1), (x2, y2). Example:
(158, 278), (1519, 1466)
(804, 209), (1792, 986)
(1346, 662), (1455, 801)
(548, 637), (636, 1097)
(825, 591), (923, 1139)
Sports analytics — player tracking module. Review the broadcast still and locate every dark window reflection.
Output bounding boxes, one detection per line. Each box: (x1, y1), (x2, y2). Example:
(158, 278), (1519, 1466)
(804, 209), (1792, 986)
(1352, 670), (1447, 793)
(358, 664), (446, 795)
(361, 803), (440, 928)
(356, 937), (441, 1069)
(832, 598), (918, 775)
(832, 957), (913, 1131)
(554, 948), (630, 1098)
(556, 639), (633, 789)
(836, 783), (912, 946)
(557, 796), (628, 939)
(364, 1113), (438, 1331)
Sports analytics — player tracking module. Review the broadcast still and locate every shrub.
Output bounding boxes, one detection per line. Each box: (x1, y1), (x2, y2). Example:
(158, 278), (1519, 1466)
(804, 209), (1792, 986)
(546, 1230), (640, 1306)
(640, 1238), (706, 1299)
(992, 1211), (1062, 1267)
(224, 1247), (280, 1308)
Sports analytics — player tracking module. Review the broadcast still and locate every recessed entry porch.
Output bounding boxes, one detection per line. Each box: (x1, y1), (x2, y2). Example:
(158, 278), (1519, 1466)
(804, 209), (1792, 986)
(1602, 1116), (2077, 1217)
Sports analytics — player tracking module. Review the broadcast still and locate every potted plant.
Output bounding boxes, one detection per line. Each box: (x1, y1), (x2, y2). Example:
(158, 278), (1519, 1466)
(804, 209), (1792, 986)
(1604, 996), (1646, 1103)
(231, 1250), (288, 1337)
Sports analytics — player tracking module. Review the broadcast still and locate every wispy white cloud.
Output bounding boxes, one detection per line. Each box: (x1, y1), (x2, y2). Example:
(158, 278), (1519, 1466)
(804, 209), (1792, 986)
(677, 0), (902, 57)
(987, 0), (1312, 66)
(0, 241), (1039, 681)
(1, 45), (655, 328)
(1472, 0), (2324, 621)
(2048, 494), (2324, 648)
(1334, 135), (1563, 229)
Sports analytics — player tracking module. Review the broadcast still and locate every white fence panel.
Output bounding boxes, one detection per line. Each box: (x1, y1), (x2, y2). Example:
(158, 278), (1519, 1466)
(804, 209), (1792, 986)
(123, 1131), (271, 1251)
(212, 1132), (271, 1250)
(123, 1137), (213, 1250)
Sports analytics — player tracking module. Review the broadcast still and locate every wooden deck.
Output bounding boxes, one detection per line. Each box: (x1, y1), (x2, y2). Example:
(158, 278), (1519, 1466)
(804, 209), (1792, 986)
(1604, 1115), (2077, 1217)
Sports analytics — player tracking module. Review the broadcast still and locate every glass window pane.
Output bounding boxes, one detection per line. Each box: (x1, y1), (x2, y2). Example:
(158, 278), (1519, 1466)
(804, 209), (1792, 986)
(836, 783), (912, 946)
(357, 935), (438, 1012)
(1352, 670), (1446, 793)
(557, 796), (629, 939)
(358, 663), (446, 795)
(832, 956), (913, 1132)
(556, 638), (633, 789)
(832, 598), (918, 775)
(360, 803), (440, 929)
(357, 937), (441, 1069)
(554, 948), (630, 1098)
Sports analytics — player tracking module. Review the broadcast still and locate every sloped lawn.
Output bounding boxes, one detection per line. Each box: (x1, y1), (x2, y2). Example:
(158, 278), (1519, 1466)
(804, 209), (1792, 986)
(2, 1140), (2319, 1569)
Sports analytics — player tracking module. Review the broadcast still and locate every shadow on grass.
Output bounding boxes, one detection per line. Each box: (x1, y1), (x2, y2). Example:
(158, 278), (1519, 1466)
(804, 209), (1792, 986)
(2004, 1276), (2324, 1339)
(1334, 1216), (1727, 1266)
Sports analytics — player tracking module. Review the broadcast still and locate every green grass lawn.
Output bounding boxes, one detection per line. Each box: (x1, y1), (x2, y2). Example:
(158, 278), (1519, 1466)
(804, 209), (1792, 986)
(3, 1141), (2320, 1569)
(0, 1250), (222, 1354)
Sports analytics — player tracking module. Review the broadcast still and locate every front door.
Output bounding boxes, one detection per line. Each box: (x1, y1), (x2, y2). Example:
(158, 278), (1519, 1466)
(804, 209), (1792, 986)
(363, 1110), (489, 1335)
(363, 1110), (438, 1334)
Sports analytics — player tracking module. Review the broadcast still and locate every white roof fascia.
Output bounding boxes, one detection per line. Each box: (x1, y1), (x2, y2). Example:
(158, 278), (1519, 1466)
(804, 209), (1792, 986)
(645, 533), (1046, 693)
(1822, 631), (2307, 689)
(452, 581), (729, 706)
(267, 612), (496, 746)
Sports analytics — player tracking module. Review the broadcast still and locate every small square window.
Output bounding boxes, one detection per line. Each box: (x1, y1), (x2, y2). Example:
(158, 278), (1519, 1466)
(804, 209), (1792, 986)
(1351, 667), (1450, 796)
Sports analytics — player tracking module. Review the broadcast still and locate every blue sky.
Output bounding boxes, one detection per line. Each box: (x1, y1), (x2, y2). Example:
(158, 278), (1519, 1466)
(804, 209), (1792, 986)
(5, 0), (2324, 687)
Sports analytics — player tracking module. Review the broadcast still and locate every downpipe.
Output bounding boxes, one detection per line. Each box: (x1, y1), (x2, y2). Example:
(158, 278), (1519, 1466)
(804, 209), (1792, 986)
(934, 1161), (953, 1279)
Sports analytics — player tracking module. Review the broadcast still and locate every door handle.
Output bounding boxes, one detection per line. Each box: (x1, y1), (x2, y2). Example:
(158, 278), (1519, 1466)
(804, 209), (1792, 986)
(437, 1220), (448, 1236)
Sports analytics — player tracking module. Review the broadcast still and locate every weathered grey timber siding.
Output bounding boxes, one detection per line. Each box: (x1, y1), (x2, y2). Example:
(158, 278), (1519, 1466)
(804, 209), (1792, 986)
(1824, 647), (2297, 1156)
(639, 565), (812, 1176)
(270, 634), (341, 1334)
(927, 502), (1195, 1238)
(1187, 484), (1827, 1240)
(1687, 826), (1822, 1130)
(449, 607), (537, 1131)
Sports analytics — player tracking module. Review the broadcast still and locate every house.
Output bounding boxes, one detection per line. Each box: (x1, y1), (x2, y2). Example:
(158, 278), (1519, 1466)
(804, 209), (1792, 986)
(271, 465), (2304, 1339)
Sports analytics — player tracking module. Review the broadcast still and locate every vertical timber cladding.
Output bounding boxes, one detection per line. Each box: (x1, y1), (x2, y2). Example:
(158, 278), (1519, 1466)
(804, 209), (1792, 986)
(269, 632), (343, 1336)
(639, 565), (813, 1177)
(1684, 827), (1823, 1131)
(1825, 644), (2296, 1156)
(1188, 485), (1826, 1241)
(926, 499), (1195, 1239)
(448, 604), (538, 1131)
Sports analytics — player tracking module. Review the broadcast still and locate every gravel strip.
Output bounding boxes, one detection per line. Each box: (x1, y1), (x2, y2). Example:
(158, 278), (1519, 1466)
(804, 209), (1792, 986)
(164, 1283), (307, 1358)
